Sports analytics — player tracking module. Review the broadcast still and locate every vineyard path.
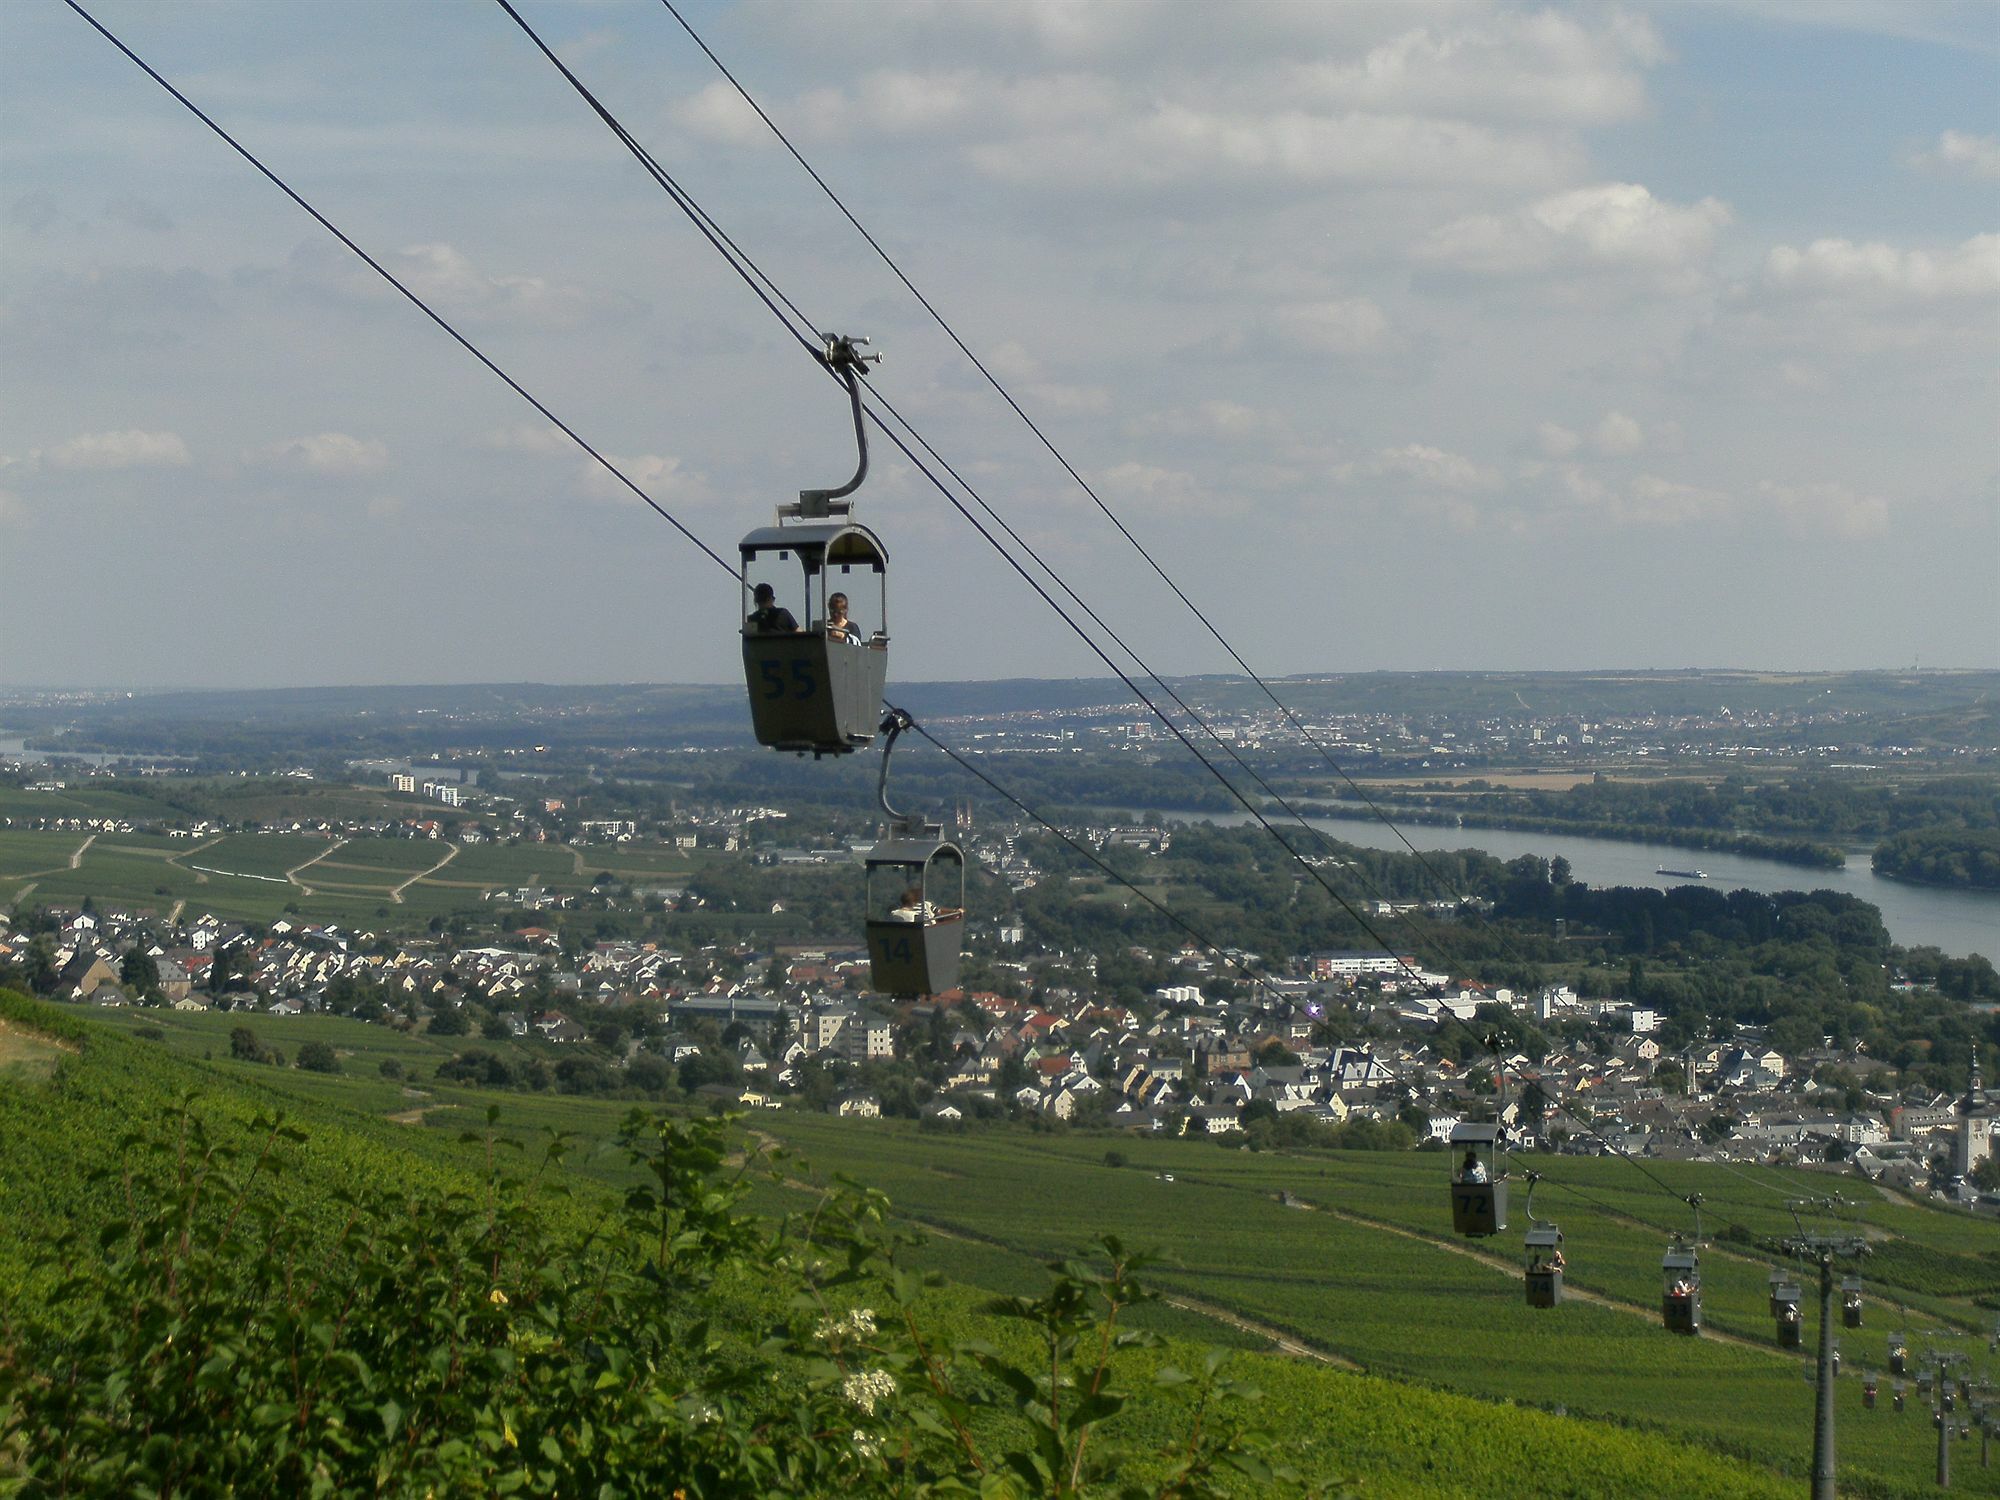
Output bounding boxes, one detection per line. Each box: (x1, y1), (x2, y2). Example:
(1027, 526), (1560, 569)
(164, 836), (225, 884)
(391, 844), (458, 903)
(286, 838), (349, 897)
(741, 1132), (1358, 1371)
(15, 834), (96, 880)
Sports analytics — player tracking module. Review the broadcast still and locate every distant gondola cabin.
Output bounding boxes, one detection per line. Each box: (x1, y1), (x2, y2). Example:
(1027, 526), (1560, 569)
(862, 828), (965, 999)
(1447, 1123), (1506, 1237)
(1662, 1241), (1702, 1336)
(1524, 1223), (1564, 1308)
(1773, 1279), (1803, 1348)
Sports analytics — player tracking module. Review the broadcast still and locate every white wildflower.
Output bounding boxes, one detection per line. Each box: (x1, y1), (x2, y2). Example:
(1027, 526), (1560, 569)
(841, 1368), (898, 1416)
(814, 1307), (878, 1343)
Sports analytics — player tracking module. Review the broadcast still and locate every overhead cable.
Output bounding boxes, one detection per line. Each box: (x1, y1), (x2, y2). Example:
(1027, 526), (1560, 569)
(60, 0), (736, 578)
(654, 0), (1499, 920)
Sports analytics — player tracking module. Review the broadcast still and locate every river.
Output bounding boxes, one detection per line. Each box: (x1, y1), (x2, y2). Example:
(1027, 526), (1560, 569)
(1182, 809), (1997, 960)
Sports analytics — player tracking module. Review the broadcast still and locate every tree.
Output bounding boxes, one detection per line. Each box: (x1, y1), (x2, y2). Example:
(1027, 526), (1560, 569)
(120, 950), (159, 993)
(427, 1006), (469, 1037)
(1971, 1154), (2000, 1193)
(228, 1026), (263, 1063)
(1517, 1078), (1550, 1125)
(296, 1040), (340, 1074)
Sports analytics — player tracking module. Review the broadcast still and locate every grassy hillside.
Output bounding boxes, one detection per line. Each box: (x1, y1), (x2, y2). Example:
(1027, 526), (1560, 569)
(0, 998), (1916, 1497)
(19, 1000), (2000, 1500)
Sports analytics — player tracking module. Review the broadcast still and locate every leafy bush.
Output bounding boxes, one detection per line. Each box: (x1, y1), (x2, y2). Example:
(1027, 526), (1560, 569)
(0, 1100), (1307, 1498)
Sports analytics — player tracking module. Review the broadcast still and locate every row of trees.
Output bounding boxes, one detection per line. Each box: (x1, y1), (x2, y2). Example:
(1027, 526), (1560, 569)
(1873, 825), (2000, 891)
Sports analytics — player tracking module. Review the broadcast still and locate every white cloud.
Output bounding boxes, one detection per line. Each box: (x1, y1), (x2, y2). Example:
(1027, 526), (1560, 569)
(1758, 480), (1890, 539)
(1421, 182), (1732, 275)
(1909, 129), (2000, 179)
(482, 423), (575, 457)
(1295, 10), (1664, 126)
(1351, 443), (1501, 492)
(973, 107), (1574, 192)
(579, 453), (703, 506)
(1592, 411), (1645, 456)
(1541, 465), (1728, 526)
(250, 433), (389, 476)
(46, 429), (191, 470)
(1536, 422), (1581, 458)
(322, 242), (608, 330)
(1099, 459), (1202, 509)
(1193, 400), (1275, 439)
(1277, 297), (1390, 355)
(1764, 233), (2000, 301)
(671, 80), (769, 146)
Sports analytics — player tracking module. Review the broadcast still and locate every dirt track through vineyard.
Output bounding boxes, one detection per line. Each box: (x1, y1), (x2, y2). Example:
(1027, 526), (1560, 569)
(742, 1132), (1359, 1369)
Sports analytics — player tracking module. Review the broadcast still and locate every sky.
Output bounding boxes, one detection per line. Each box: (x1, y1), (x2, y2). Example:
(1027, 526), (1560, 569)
(2, 0), (1996, 690)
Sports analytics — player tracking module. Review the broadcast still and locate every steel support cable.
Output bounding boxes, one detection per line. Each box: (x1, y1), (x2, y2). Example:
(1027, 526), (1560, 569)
(1542, 1097), (1776, 1244)
(854, 379), (1481, 973)
(892, 707), (1293, 1009)
(851, 399), (1447, 994)
(654, 0), (1502, 921)
(490, 1), (1454, 999)
(60, 0), (736, 579)
(492, 0), (835, 366)
(645, 0), (1589, 1030)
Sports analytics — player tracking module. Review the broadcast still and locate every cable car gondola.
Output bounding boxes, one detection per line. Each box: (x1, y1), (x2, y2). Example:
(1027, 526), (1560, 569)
(1522, 1173), (1563, 1308)
(1842, 1273), (1865, 1329)
(1662, 1237), (1702, 1336)
(861, 712), (966, 1000)
(1447, 1122), (1507, 1237)
(1660, 1195), (1703, 1336)
(740, 335), (890, 757)
(1890, 1334), (1910, 1378)
(1772, 1275), (1804, 1349)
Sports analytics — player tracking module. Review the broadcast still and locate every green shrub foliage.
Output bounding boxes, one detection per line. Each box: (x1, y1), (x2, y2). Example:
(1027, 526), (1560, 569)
(0, 1098), (1308, 1498)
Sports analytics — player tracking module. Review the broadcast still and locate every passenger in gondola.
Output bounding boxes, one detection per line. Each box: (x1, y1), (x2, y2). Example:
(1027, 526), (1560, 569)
(888, 885), (934, 923)
(1458, 1149), (1487, 1184)
(1781, 1304), (1801, 1326)
(826, 592), (860, 644)
(1548, 1248), (1565, 1273)
(747, 582), (798, 633)
(1669, 1278), (1692, 1299)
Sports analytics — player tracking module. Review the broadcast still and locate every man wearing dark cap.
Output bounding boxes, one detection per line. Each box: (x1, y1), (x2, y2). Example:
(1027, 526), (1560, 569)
(746, 582), (798, 634)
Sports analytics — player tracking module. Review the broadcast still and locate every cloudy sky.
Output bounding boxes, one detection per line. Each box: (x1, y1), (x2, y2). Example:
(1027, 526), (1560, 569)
(4, 0), (1995, 689)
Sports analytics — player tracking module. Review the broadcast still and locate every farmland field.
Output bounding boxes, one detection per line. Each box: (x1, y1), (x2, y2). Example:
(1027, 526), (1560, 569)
(419, 842), (583, 886)
(185, 832), (339, 879)
(305, 839), (453, 875)
(0, 830), (86, 879)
